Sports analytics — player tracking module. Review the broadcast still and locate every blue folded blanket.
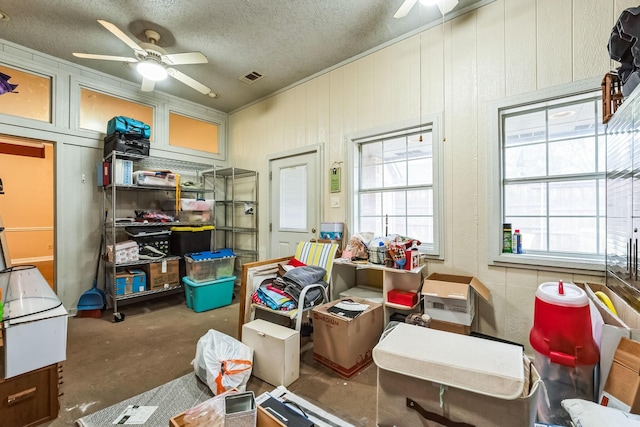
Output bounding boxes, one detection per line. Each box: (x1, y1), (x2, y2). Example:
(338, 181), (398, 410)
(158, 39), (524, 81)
(257, 286), (296, 311)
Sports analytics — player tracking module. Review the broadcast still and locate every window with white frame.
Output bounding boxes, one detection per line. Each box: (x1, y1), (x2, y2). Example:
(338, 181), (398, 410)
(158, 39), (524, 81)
(493, 84), (605, 269)
(352, 120), (442, 257)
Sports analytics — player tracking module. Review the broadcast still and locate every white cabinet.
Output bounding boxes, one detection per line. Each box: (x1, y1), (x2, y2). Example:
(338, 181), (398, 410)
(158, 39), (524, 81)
(241, 319), (300, 387)
(330, 260), (425, 326)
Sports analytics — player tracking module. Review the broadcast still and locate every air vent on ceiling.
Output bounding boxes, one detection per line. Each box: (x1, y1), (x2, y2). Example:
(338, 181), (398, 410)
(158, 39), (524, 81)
(239, 71), (264, 84)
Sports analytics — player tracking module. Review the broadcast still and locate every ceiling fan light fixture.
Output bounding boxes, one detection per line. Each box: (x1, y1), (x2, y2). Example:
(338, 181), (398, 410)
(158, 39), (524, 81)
(435, 0), (458, 15)
(137, 58), (167, 81)
(418, 0), (458, 15)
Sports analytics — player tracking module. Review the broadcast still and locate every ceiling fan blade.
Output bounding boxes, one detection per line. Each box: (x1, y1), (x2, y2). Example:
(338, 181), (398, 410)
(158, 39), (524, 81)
(73, 52), (138, 62)
(166, 68), (213, 96)
(97, 19), (147, 57)
(394, 0), (418, 18)
(162, 52), (208, 65)
(141, 78), (155, 92)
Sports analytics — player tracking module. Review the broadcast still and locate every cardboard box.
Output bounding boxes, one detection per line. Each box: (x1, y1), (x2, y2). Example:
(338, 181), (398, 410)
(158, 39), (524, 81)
(422, 273), (491, 326)
(428, 318), (471, 335)
(143, 259), (180, 290)
(312, 297), (383, 378)
(373, 323), (540, 427)
(106, 239), (139, 264)
(114, 269), (146, 295)
(600, 337), (640, 413)
(578, 281), (640, 398)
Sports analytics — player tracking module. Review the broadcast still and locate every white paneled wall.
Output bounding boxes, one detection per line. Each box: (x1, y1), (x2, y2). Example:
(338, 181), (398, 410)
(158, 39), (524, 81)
(229, 0), (615, 353)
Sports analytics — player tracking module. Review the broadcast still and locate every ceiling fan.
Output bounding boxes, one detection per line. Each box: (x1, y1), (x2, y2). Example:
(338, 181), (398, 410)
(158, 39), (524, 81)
(73, 20), (216, 97)
(394, 0), (459, 18)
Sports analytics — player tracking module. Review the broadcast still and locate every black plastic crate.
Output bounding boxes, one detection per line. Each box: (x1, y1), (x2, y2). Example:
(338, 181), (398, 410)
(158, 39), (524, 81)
(169, 225), (213, 256)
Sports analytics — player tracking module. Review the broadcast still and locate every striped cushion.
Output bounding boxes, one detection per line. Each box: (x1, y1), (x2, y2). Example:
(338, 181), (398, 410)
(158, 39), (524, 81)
(294, 241), (339, 282)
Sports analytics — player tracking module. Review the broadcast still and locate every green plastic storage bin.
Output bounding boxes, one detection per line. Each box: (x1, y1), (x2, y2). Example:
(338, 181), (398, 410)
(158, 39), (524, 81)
(183, 275), (235, 313)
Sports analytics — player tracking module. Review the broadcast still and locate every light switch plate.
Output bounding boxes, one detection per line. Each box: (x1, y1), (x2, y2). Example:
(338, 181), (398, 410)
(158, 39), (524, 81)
(331, 196), (340, 208)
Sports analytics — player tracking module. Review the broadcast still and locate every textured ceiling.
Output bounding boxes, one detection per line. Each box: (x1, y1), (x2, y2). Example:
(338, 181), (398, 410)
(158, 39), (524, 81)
(0, 0), (486, 113)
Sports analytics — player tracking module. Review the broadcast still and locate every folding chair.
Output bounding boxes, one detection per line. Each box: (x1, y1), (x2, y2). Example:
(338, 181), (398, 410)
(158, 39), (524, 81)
(251, 240), (339, 331)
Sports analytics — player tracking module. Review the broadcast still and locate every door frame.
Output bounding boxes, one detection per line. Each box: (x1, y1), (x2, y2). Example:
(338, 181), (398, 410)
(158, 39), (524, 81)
(267, 144), (323, 259)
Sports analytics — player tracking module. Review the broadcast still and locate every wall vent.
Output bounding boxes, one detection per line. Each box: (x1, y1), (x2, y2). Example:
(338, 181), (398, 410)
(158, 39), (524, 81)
(239, 71), (264, 84)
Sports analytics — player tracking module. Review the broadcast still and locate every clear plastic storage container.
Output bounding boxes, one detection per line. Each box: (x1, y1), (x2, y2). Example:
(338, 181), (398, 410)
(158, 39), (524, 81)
(185, 249), (236, 283)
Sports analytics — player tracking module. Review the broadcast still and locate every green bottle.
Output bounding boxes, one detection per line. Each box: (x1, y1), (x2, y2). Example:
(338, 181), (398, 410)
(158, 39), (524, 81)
(503, 223), (513, 253)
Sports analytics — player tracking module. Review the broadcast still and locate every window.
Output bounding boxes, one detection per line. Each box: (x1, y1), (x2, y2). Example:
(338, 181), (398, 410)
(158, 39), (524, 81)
(0, 65), (51, 123)
(79, 88), (153, 136)
(169, 112), (219, 154)
(490, 79), (605, 271)
(351, 118), (442, 257)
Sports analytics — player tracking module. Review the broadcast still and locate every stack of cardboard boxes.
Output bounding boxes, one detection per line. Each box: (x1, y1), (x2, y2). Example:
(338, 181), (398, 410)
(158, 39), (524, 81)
(422, 272), (491, 335)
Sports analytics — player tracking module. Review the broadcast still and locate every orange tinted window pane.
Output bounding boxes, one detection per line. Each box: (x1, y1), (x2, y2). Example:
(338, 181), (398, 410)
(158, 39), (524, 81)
(169, 112), (218, 154)
(80, 88), (153, 137)
(0, 65), (51, 122)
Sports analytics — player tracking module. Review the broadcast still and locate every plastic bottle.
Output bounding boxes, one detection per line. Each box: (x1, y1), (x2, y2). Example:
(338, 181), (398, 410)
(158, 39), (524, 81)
(513, 229), (523, 254)
(503, 223), (513, 253)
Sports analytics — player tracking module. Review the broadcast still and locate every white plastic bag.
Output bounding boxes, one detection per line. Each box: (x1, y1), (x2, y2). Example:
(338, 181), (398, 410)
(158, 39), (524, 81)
(193, 329), (253, 395)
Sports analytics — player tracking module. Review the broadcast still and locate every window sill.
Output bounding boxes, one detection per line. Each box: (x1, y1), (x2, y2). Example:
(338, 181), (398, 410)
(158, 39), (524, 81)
(489, 253), (605, 276)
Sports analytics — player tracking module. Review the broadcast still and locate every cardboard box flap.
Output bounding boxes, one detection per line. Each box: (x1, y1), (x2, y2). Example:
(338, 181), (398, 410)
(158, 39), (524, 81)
(614, 337), (640, 374)
(373, 323), (525, 400)
(422, 280), (469, 300)
(423, 273), (491, 301)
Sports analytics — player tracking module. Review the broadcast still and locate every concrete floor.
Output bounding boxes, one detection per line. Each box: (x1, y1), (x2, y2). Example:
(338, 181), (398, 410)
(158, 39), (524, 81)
(44, 290), (377, 426)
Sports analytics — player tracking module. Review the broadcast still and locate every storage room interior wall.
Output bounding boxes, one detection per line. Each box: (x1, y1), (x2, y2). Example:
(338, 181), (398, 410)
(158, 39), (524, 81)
(228, 0), (629, 354)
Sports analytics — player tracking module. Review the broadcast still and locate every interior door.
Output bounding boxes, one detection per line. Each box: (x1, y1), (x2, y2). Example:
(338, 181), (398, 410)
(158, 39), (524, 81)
(270, 150), (319, 258)
(0, 138), (55, 289)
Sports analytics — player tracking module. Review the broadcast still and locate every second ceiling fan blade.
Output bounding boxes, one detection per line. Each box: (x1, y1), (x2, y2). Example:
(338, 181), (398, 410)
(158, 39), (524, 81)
(394, 0), (418, 18)
(73, 53), (138, 62)
(166, 68), (214, 96)
(97, 19), (147, 57)
(162, 52), (208, 65)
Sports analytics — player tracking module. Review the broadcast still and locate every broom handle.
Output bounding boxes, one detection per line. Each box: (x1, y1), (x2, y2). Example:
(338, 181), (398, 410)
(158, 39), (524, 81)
(94, 209), (107, 287)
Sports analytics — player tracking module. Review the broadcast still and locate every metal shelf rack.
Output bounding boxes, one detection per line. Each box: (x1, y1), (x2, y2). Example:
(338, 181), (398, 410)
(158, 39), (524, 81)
(102, 151), (214, 322)
(206, 167), (259, 277)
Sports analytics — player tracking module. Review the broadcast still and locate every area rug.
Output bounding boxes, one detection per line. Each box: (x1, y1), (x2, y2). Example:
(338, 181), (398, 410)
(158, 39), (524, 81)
(76, 373), (212, 426)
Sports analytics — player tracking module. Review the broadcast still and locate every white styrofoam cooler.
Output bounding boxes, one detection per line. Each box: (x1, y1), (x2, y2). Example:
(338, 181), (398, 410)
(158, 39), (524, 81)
(3, 304), (68, 378)
(373, 323), (541, 427)
(241, 319), (300, 387)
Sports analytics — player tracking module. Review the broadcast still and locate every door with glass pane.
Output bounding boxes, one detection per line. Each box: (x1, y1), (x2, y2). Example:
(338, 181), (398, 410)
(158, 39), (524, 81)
(269, 151), (319, 258)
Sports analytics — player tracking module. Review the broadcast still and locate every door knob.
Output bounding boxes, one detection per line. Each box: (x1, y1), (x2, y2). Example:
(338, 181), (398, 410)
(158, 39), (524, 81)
(311, 227), (316, 233)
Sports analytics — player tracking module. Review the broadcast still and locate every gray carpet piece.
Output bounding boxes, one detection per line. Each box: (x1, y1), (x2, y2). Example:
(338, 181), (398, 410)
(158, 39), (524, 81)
(76, 373), (212, 426)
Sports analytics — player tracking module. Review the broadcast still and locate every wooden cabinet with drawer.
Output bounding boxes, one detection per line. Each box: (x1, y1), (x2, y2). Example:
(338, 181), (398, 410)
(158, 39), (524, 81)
(0, 363), (60, 427)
